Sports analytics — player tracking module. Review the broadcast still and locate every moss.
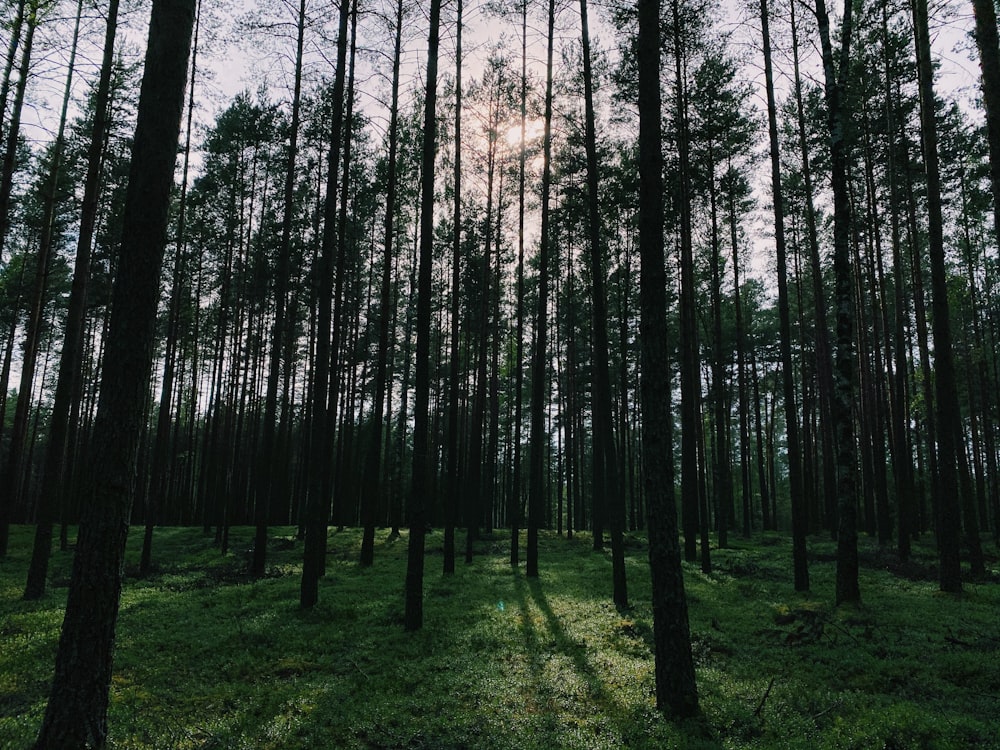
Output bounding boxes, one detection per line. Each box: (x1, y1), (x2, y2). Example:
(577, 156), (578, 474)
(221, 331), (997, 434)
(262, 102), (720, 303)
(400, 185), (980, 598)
(1, 526), (998, 749)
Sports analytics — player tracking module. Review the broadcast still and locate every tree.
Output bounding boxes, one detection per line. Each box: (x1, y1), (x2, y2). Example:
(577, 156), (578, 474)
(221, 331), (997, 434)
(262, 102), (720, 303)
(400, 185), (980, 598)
(404, 0), (443, 631)
(912, 0), (976, 591)
(444, 0), (463, 574)
(761, 0), (809, 592)
(2, 0), (83, 530)
(526, 0), (556, 580)
(301, 0), (351, 609)
(579, 0), (627, 609)
(23, 0), (122, 599)
(32, 0), (196, 743)
(636, 0), (699, 718)
(0, 0), (38, 266)
(361, 0), (405, 569)
(140, 0), (201, 578)
(254, 0), (307, 578)
(509, 0), (526, 568)
(813, 0), (860, 605)
(971, 0), (1000, 249)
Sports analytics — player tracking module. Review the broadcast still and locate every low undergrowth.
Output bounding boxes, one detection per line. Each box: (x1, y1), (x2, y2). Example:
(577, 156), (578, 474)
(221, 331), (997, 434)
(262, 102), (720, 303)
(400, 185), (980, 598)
(1, 525), (998, 749)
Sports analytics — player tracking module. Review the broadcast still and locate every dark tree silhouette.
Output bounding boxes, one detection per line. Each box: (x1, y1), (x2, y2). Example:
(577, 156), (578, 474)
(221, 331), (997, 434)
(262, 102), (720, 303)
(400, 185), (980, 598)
(405, 0), (443, 631)
(637, 0), (699, 718)
(32, 0), (196, 743)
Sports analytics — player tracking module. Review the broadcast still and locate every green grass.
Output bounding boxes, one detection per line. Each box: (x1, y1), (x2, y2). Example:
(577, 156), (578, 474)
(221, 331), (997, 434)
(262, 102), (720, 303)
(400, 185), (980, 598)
(1, 525), (998, 749)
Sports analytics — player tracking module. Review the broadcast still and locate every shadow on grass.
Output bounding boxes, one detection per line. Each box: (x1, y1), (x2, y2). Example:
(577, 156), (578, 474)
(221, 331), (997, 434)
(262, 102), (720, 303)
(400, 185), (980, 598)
(513, 570), (722, 749)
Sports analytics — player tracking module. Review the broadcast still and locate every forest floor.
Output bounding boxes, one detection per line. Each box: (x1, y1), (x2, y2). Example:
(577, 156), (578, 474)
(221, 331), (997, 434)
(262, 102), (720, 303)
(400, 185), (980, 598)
(1, 525), (999, 750)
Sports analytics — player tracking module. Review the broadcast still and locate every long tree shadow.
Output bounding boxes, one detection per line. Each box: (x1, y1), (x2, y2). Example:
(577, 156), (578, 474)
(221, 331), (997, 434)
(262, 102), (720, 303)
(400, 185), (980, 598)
(522, 574), (722, 749)
(524, 576), (617, 710)
(511, 571), (562, 737)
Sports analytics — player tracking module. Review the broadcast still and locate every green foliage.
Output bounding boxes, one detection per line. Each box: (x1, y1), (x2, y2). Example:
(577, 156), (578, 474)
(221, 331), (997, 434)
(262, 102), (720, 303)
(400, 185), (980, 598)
(1, 527), (998, 749)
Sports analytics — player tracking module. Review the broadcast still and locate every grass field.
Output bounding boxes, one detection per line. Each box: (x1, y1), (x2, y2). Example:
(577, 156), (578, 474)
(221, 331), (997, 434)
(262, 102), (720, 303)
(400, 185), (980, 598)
(1, 525), (998, 749)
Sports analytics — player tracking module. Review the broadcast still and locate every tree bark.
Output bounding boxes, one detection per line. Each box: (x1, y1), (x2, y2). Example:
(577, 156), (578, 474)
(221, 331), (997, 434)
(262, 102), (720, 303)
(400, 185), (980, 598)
(404, 0), (442, 630)
(764, 0), (808, 591)
(526, 0), (556, 580)
(301, 0), (351, 608)
(32, 0), (195, 744)
(972, 0), (1000, 250)
(24, 0), (120, 598)
(444, 0), (463, 575)
(637, 0), (699, 718)
(141, 0), (200, 577)
(510, 0), (526, 568)
(254, 0), (305, 577)
(815, 0), (861, 605)
(911, 0), (966, 592)
(0, 0), (35, 266)
(580, 0), (627, 609)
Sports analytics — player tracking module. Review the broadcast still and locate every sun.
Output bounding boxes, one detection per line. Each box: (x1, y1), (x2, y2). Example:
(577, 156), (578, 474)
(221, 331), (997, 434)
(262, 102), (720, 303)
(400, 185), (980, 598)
(504, 118), (545, 148)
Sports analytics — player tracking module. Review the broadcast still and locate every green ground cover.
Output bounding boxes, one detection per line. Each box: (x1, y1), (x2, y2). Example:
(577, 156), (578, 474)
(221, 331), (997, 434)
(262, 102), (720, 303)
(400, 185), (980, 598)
(1, 525), (998, 749)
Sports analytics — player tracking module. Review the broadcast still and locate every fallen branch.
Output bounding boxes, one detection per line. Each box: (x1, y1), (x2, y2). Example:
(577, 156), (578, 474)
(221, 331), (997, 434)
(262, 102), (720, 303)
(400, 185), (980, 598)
(754, 677), (776, 718)
(812, 699), (843, 722)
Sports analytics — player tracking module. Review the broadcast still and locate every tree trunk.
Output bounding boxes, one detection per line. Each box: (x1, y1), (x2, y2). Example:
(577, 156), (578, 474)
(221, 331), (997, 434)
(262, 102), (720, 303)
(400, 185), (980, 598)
(637, 0), (699, 718)
(972, 0), (1000, 249)
(141, 0), (200, 577)
(444, 0), (463, 575)
(815, 0), (861, 605)
(789, 0), (839, 536)
(0, 0), (26, 140)
(404, 0), (442, 631)
(881, 0), (915, 561)
(580, 0), (626, 609)
(301, 0), (351, 608)
(912, 0), (968, 592)
(32, 1), (195, 743)
(526, 0), (556, 580)
(254, 0), (305, 577)
(764, 0), (808, 591)
(0, 0), (36, 266)
(510, 0), (526, 568)
(24, 0), (121, 598)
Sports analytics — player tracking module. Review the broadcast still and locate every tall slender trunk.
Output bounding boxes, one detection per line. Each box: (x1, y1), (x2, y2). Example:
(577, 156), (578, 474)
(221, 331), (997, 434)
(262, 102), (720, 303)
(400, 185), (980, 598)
(0, 0), (36, 265)
(254, 0), (306, 577)
(637, 0), (698, 717)
(301, 0), (351, 609)
(404, 0), (442, 631)
(815, 0), (860, 605)
(707, 150), (731, 550)
(467, 73), (501, 564)
(32, 1), (195, 743)
(327, 0), (359, 533)
(526, 0), (556, 580)
(764, 0), (808, 590)
(23, 0), (121, 597)
(0, 0), (26, 140)
(728, 168), (752, 538)
(672, 0), (699, 566)
(789, 0), (838, 535)
(444, 0), (463, 574)
(912, 0), (981, 588)
(580, 0), (626, 608)
(971, 0), (1000, 248)
(141, 0), (200, 577)
(751, 346), (772, 529)
(510, 0), (526, 568)
(4, 0), (81, 550)
(362, 0), (404, 569)
(882, 3), (914, 560)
